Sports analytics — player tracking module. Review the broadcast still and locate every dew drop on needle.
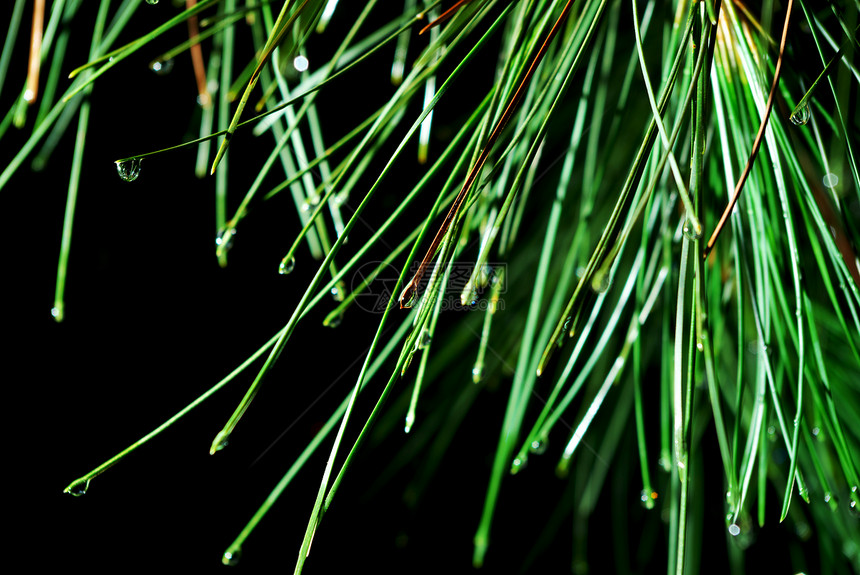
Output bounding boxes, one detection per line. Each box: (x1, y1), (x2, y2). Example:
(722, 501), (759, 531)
(790, 103), (810, 126)
(115, 158), (142, 182)
(279, 255), (296, 275)
(682, 217), (703, 241)
(63, 478), (90, 496)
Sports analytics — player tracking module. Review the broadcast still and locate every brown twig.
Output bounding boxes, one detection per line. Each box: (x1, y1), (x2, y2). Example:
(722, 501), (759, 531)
(25, 0), (45, 104)
(187, 0), (211, 107)
(419, 0), (472, 35)
(702, 0), (794, 259)
(399, 0), (578, 307)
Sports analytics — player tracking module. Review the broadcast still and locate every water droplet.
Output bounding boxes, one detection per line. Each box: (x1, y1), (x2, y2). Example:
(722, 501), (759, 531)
(215, 227), (236, 253)
(682, 217), (703, 240)
(64, 478), (90, 496)
(461, 287), (478, 307)
(279, 255), (296, 275)
(114, 158), (142, 182)
(146, 0), (159, 4)
(728, 523), (741, 536)
(222, 547), (241, 566)
(300, 196), (320, 212)
(210, 431), (230, 454)
(640, 489), (657, 509)
(400, 286), (418, 309)
(529, 438), (548, 455)
(822, 172), (839, 189)
(824, 492), (832, 503)
(510, 456), (527, 474)
(293, 55), (309, 72)
(23, 88), (35, 102)
(591, 270), (611, 294)
(696, 341), (704, 352)
(332, 192), (348, 207)
(471, 365), (483, 383)
(331, 285), (344, 302)
(418, 328), (432, 349)
(563, 316), (573, 333)
(790, 103), (811, 126)
(149, 59), (173, 75)
(51, 304), (64, 323)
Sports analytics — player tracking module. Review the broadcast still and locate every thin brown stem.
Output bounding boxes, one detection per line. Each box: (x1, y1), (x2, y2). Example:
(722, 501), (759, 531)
(419, 0), (471, 35)
(187, 0), (211, 107)
(399, 0), (577, 307)
(25, 0), (45, 104)
(703, 0), (794, 259)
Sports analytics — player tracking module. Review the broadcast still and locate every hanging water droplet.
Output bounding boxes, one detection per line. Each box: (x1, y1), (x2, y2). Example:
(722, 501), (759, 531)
(293, 55), (309, 72)
(510, 456), (527, 474)
(790, 103), (811, 126)
(145, 0), (159, 4)
(301, 195), (320, 213)
(210, 431), (230, 454)
(63, 478), (90, 496)
(222, 547), (241, 566)
(51, 304), (64, 323)
(591, 270), (612, 294)
(682, 217), (703, 241)
(215, 227), (236, 255)
(640, 489), (657, 509)
(332, 192), (347, 207)
(149, 59), (173, 75)
(331, 285), (344, 302)
(471, 365), (484, 383)
(400, 286), (418, 309)
(696, 341), (704, 352)
(418, 328), (432, 349)
(823, 173), (839, 189)
(461, 286), (478, 307)
(279, 255), (296, 275)
(114, 158), (142, 182)
(728, 523), (741, 536)
(529, 437), (548, 455)
(824, 492), (832, 504)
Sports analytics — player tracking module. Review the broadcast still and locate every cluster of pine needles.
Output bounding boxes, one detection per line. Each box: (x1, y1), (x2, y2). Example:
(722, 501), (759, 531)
(4, 0), (859, 572)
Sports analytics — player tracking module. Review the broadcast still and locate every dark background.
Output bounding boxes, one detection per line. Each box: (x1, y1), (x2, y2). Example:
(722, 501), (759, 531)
(5, 2), (827, 573)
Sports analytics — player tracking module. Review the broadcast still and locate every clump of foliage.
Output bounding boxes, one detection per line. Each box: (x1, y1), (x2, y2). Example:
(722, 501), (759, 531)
(5, 0), (859, 572)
